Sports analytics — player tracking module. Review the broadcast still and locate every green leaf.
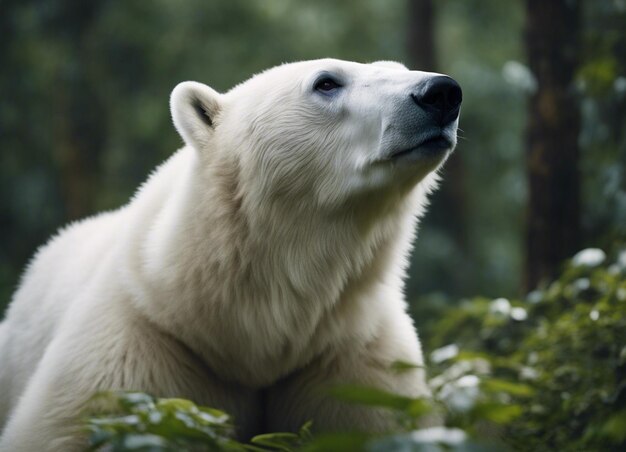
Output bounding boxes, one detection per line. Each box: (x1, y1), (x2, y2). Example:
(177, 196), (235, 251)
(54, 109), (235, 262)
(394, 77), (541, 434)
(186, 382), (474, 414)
(390, 360), (424, 373)
(303, 432), (370, 452)
(122, 433), (169, 450)
(328, 385), (416, 411)
(599, 410), (626, 442)
(298, 421), (314, 442)
(250, 432), (301, 452)
(406, 399), (433, 419)
(156, 398), (197, 412)
(481, 379), (534, 398)
(471, 402), (523, 424)
(242, 445), (273, 452)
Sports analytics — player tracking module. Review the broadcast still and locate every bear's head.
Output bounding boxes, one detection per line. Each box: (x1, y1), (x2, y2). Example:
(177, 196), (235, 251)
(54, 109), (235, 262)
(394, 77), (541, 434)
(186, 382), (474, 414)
(170, 59), (461, 214)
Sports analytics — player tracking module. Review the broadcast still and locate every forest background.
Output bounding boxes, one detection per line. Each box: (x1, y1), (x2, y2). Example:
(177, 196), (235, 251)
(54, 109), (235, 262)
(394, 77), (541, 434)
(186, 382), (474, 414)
(1, 1), (626, 449)
(1, 0), (625, 310)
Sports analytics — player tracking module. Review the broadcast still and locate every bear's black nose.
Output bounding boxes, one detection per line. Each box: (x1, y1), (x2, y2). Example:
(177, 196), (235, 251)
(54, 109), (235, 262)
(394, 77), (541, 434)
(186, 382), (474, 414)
(411, 76), (462, 126)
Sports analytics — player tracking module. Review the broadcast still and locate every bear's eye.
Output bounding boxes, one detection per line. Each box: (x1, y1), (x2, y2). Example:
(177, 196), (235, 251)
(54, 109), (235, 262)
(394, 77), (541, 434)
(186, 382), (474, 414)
(314, 77), (342, 93)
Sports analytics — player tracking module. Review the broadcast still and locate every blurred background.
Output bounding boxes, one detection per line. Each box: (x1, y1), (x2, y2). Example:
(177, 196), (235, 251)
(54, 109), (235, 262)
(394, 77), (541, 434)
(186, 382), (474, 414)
(0, 0), (625, 316)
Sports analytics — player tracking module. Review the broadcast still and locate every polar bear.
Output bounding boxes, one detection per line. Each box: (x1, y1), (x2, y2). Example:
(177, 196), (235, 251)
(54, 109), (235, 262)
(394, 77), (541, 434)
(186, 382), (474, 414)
(0, 58), (461, 450)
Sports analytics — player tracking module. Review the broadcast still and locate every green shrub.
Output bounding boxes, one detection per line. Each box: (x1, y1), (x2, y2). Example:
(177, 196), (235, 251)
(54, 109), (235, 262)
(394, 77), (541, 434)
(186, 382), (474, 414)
(427, 247), (626, 450)
(86, 247), (626, 451)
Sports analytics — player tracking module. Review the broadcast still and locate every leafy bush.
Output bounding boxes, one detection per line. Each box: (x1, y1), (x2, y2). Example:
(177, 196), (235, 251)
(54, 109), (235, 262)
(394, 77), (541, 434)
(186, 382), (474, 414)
(86, 392), (242, 451)
(427, 247), (626, 450)
(85, 389), (486, 452)
(86, 392), (315, 452)
(87, 247), (626, 451)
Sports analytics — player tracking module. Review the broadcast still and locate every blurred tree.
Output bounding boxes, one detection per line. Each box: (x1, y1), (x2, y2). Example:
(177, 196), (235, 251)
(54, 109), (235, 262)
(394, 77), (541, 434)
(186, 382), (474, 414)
(578, 2), (626, 246)
(407, 0), (436, 72)
(0, 0), (410, 312)
(4, 0), (621, 313)
(407, 0), (525, 300)
(407, 0), (469, 276)
(48, 0), (108, 220)
(524, 0), (581, 291)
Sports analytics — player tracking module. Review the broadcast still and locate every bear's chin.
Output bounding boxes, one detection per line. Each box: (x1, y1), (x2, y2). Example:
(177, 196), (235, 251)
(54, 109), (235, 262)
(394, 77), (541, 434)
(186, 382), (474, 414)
(390, 136), (452, 161)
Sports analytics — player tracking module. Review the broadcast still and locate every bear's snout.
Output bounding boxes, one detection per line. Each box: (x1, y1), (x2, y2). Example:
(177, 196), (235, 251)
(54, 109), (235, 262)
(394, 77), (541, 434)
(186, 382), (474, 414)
(411, 76), (462, 126)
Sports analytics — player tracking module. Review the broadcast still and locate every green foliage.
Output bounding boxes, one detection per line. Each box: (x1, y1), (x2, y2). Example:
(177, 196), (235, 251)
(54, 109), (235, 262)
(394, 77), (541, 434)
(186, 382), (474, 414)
(86, 389), (483, 452)
(578, 2), (626, 244)
(86, 392), (243, 451)
(86, 392), (318, 452)
(2, 0), (624, 449)
(86, 247), (626, 451)
(426, 247), (626, 450)
(327, 385), (428, 414)
(2, 0), (622, 310)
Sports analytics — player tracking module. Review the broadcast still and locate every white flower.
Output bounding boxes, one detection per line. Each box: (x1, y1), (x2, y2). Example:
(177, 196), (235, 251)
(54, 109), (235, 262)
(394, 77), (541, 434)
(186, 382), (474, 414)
(124, 434), (168, 448)
(457, 374), (480, 388)
(573, 278), (590, 291)
(429, 359), (491, 391)
(490, 298), (511, 317)
(572, 248), (606, 267)
(439, 375), (480, 412)
(526, 290), (543, 304)
(589, 309), (600, 321)
(520, 366), (539, 380)
(411, 426), (467, 445)
(502, 61), (537, 93)
(430, 344), (459, 364)
(511, 307), (528, 321)
(609, 264), (622, 275)
(148, 411), (163, 423)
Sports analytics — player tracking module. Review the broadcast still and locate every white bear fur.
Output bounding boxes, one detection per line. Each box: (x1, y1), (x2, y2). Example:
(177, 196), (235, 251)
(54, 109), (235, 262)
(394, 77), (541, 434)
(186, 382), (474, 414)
(0, 59), (458, 450)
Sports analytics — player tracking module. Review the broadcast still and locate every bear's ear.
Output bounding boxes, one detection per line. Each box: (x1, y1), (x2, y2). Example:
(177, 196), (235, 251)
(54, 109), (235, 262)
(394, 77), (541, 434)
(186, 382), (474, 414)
(170, 81), (222, 149)
(371, 61), (409, 71)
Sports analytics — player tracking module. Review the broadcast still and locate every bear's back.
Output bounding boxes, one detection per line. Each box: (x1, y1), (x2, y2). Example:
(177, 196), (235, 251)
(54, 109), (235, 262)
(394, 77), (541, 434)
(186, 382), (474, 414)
(0, 208), (124, 423)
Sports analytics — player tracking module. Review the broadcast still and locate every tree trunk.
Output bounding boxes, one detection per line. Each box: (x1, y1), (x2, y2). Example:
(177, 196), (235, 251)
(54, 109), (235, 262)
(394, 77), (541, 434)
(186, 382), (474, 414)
(50, 1), (107, 221)
(407, 0), (437, 72)
(524, 0), (581, 290)
(54, 81), (104, 221)
(407, 0), (469, 254)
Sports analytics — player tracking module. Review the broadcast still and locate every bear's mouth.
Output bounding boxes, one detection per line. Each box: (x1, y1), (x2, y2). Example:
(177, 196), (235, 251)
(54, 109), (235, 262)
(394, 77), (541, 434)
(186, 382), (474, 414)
(391, 135), (452, 160)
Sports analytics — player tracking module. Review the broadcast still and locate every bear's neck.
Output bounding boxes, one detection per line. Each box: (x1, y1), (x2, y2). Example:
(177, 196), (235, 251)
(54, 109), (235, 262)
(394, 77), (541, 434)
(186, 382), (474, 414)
(123, 147), (427, 386)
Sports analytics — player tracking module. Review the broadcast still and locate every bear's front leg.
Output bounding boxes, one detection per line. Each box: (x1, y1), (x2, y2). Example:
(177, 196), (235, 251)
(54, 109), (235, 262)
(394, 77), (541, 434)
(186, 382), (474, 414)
(264, 308), (430, 433)
(0, 298), (261, 451)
